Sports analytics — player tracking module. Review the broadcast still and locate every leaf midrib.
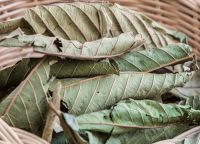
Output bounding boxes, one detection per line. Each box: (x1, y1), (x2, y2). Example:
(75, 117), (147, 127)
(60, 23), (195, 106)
(78, 121), (163, 129)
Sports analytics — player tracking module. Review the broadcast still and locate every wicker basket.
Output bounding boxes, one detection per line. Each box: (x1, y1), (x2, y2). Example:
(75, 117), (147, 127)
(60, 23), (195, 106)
(0, 0), (200, 71)
(0, 119), (49, 144)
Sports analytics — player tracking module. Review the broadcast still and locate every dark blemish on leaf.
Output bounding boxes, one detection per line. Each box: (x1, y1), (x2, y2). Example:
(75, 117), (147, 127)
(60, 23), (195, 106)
(146, 114), (151, 117)
(54, 38), (62, 52)
(109, 112), (113, 120)
(47, 90), (53, 98)
(104, 115), (109, 119)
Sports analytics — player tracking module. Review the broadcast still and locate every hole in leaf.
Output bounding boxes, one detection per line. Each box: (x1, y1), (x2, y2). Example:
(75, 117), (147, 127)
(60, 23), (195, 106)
(162, 93), (181, 104)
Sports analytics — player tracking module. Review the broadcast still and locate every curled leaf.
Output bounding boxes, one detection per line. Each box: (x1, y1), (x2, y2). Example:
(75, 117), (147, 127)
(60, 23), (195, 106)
(170, 65), (200, 110)
(76, 99), (200, 134)
(22, 2), (178, 48)
(2, 32), (144, 60)
(105, 124), (189, 144)
(77, 124), (189, 144)
(50, 72), (193, 115)
(115, 43), (193, 72)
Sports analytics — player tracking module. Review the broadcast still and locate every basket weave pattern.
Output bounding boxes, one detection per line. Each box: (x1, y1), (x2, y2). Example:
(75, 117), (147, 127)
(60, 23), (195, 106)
(0, 0), (200, 70)
(0, 119), (48, 144)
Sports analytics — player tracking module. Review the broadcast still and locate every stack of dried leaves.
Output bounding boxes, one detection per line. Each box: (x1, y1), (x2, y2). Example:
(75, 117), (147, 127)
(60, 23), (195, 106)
(0, 2), (200, 144)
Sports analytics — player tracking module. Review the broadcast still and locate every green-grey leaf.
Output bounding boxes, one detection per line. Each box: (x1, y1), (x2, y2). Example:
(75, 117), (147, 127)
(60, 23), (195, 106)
(154, 126), (200, 144)
(49, 72), (193, 115)
(114, 43), (193, 72)
(1, 34), (192, 78)
(0, 18), (32, 34)
(171, 67), (200, 110)
(11, 32), (144, 60)
(0, 2), (179, 48)
(0, 58), (50, 134)
(50, 58), (119, 78)
(148, 15), (188, 43)
(50, 43), (193, 78)
(76, 99), (200, 134)
(55, 116), (189, 144)
(105, 124), (189, 144)
(22, 2), (177, 48)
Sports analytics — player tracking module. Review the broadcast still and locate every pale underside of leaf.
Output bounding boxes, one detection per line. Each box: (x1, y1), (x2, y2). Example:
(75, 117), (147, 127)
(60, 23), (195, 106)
(49, 72), (193, 115)
(0, 2), (181, 51)
(114, 4), (187, 43)
(21, 2), (178, 48)
(0, 32), (145, 60)
(0, 58), (50, 133)
(17, 32), (144, 60)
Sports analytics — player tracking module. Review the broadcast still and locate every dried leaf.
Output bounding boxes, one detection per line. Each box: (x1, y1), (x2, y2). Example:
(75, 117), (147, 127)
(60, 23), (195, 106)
(170, 64), (200, 109)
(22, 2), (179, 48)
(0, 2), (182, 47)
(1, 35), (192, 77)
(49, 72), (193, 115)
(50, 43), (193, 78)
(0, 58), (50, 133)
(75, 124), (189, 144)
(51, 108), (190, 144)
(50, 58), (119, 78)
(105, 124), (189, 144)
(0, 32), (144, 60)
(0, 19), (32, 34)
(75, 99), (200, 134)
(154, 126), (200, 144)
(0, 2), (196, 143)
(114, 43), (193, 72)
